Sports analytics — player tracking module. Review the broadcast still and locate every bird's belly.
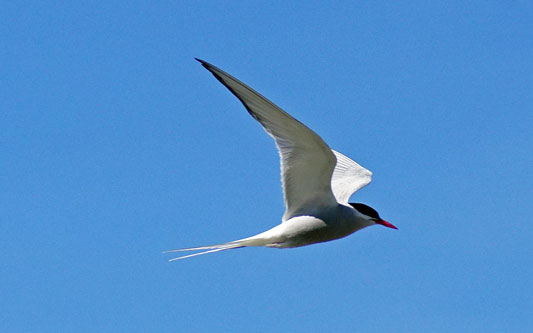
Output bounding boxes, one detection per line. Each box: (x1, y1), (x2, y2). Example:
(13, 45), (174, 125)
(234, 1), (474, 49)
(273, 215), (358, 248)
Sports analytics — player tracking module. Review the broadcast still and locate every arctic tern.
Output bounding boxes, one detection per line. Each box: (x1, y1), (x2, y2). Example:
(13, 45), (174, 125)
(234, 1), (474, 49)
(165, 59), (397, 261)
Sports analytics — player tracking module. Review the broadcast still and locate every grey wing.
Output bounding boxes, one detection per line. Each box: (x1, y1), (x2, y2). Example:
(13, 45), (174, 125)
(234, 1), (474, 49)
(197, 59), (338, 221)
(330, 150), (373, 204)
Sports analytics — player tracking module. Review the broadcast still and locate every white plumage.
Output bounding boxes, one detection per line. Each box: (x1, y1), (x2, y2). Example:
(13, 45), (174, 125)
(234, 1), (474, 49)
(165, 59), (395, 261)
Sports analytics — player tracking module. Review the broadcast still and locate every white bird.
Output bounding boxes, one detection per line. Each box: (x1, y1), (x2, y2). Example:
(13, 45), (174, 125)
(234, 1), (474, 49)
(165, 59), (397, 261)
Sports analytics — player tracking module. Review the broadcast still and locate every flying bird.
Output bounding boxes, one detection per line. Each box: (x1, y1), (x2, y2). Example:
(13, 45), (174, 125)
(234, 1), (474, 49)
(165, 59), (397, 261)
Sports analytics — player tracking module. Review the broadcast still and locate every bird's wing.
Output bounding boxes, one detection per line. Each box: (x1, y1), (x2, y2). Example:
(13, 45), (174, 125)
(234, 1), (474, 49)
(197, 58), (338, 221)
(330, 150), (372, 204)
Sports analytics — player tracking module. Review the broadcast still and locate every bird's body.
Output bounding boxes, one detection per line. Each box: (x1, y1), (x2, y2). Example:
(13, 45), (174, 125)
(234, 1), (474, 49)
(262, 204), (374, 248)
(249, 204), (370, 248)
(166, 59), (396, 261)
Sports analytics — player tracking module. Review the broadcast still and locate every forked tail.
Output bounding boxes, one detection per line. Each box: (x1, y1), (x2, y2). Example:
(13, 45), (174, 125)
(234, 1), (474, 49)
(163, 237), (266, 261)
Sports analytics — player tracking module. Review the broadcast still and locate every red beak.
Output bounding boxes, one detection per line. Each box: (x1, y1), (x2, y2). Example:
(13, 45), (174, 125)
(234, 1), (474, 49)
(376, 219), (398, 230)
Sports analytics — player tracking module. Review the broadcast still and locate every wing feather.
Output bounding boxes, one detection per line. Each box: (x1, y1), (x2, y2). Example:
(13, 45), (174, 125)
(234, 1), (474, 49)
(330, 150), (372, 204)
(197, 59), (338, 221)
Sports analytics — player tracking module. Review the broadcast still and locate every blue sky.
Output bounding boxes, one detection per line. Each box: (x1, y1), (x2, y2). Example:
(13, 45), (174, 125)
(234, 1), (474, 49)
(2, 1), (532, 332)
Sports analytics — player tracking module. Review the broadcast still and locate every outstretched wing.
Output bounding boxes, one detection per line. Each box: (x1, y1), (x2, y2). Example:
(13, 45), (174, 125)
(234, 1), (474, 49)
(197, 58), (338, 221)
(330, 150), (372, 204)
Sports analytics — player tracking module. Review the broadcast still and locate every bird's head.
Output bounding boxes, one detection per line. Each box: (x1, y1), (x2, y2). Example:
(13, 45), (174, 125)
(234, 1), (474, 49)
(349, 203), (397, 229)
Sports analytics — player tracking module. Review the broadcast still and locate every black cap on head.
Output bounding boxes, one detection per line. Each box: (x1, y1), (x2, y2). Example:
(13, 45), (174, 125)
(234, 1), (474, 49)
(349, 203), (381, 220)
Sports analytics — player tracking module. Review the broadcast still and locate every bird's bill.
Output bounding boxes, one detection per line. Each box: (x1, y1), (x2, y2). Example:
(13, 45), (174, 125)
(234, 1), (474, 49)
(376, 219), (398, 230)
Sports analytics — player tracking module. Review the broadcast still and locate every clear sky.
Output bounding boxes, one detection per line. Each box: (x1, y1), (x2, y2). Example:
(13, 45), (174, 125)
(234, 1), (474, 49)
(2, 1), (532, 332)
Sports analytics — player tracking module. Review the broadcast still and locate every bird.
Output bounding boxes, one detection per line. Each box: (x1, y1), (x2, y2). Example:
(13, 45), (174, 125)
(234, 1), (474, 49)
(165, 58), (397, 261)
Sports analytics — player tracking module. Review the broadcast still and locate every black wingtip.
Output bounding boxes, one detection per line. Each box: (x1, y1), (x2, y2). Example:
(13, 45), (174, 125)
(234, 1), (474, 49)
(195, 58), (218, 75)
(195, 58), (209, 67)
